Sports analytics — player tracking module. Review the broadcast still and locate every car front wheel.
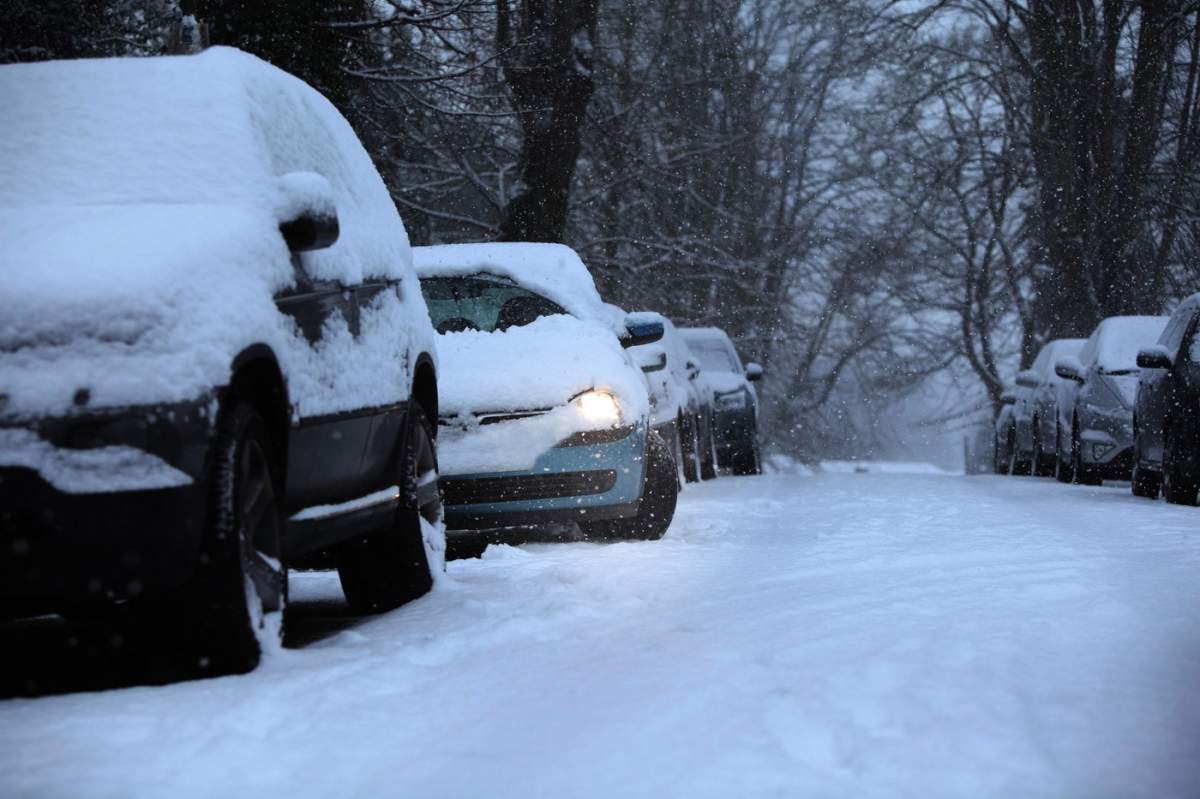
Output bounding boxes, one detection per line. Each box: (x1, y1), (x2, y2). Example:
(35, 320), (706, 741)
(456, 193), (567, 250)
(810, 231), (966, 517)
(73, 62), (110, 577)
(338, 403), (440, 612)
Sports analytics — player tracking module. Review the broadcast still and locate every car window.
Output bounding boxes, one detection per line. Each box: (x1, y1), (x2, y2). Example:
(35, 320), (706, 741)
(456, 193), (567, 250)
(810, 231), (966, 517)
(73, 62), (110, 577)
(1187, 314), (1200, 366)
(420, 276), (567, 334)
(688, 339), (741, 372)
(1163, 303), (1195, 356)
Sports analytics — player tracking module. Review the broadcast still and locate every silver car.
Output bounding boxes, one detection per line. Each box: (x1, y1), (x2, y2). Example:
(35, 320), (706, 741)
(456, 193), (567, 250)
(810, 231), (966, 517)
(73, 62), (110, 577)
(1054, 316), (1168, 484)
(1011, 338), (1085, 476)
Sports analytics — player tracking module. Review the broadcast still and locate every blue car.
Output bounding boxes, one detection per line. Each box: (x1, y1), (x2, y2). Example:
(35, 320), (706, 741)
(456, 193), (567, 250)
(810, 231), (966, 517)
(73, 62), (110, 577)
(413, 243), (678, 543)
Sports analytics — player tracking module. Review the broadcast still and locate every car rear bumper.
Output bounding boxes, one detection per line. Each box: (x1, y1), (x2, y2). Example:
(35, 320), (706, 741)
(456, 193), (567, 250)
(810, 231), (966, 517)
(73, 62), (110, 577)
(0, 399), (214, 618)
(441, 423), (647, 532)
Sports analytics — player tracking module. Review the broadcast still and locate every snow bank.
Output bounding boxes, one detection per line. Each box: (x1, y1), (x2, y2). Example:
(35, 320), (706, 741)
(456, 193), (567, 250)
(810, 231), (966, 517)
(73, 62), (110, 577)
(820, 460), (954, 475)
(413, 243), (626, 332)
(0, 48), (430, 419)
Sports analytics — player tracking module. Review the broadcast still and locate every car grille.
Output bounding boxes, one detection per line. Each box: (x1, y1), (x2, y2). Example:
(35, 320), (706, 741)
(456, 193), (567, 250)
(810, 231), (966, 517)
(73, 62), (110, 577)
(441, 470), (617, 506)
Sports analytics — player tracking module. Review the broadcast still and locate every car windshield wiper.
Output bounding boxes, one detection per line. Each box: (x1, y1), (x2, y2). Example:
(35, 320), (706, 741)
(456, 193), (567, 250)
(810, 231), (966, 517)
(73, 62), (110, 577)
(1100, 368), (1136, 376)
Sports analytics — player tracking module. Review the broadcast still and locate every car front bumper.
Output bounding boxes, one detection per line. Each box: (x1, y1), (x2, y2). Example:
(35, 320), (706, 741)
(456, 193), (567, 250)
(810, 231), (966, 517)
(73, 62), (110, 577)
(1078, 406), (1134, 477)
(440, 422), (648, 532)
(0, 398), (215, 618)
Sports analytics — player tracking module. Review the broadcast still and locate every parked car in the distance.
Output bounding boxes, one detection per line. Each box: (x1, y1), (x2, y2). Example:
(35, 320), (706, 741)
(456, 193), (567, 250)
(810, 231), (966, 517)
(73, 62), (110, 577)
(679, 327), (764, 475)
(414, 243), (677, 543)
(994, 390), (1017, 474)
(1010, 338), (1086, 476)
(629, 313), (718, 484)
(0, 49), (442, 675)
(1131, 294), (1200, 504)
(1054, 315), (1169, 485)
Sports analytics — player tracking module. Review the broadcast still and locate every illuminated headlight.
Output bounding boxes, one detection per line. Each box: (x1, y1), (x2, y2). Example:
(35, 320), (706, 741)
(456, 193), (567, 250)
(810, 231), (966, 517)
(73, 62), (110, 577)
(1092, 442), (1114, 461)
(715, 390), (747, 411)
(574, 390), (621, 426)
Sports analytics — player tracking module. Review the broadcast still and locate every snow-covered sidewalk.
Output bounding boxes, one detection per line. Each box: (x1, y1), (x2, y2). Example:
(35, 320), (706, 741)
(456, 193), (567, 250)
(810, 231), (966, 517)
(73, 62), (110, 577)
(4, 473), (1200, 797)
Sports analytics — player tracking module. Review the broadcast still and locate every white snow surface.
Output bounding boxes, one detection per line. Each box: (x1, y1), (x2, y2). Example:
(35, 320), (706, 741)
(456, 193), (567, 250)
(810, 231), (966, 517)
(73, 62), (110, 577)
(413, 243), (627, 332)
(0, 49), (432, 419)
(5, 473), (1200, 797)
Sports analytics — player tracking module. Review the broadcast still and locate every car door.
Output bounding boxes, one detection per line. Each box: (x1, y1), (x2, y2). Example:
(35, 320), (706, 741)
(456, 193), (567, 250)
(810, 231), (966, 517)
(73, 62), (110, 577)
(353, 278), (413, 492)
(275, 271), (371, 511)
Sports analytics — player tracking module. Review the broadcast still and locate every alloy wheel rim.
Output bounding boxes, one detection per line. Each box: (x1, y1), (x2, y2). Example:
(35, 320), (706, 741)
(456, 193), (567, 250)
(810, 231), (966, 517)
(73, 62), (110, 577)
(238, 438), (283, 614)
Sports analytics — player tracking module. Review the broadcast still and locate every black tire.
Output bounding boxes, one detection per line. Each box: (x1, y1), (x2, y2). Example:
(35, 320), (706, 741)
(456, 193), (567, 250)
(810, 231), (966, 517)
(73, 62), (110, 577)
(1054, 424), (1074, 483)
(1008, 428), (1030, 476)
(1031, 419), (1054, 477)
(188, 400), (287, 675)
(1071, 421), (1102, 486)
(680, 414), (700, 484)
(579, 430), (678, 541)
(699, 417), (718, 481)
(1131, 463), (1161, 499)
(338, 403), (440, 612)
(1162, 420), (1199, 506)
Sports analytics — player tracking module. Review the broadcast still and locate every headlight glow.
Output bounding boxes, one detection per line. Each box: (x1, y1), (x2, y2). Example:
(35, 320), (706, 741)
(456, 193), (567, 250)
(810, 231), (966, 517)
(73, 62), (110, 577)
(574, 390), (621, 426)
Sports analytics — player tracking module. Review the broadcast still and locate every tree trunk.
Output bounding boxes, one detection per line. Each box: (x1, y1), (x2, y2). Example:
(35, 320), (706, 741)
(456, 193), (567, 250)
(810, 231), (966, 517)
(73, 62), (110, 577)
(496, 0), (599, 243)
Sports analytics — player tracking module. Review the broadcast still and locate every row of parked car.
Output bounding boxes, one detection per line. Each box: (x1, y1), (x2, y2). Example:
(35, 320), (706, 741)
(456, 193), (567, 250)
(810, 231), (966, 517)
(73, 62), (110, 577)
(994, 300), (1200, 504)
(0, 49), (764, 676)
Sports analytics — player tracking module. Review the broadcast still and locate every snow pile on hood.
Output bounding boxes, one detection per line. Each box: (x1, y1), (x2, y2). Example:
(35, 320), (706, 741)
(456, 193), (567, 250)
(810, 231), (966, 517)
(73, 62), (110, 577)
(413, 243), (627, 333)
(437, 315), (647, 417)
(1091, 316), (1169, 372)
(0, 48), (429, 418)
(435, 314), (649, 475)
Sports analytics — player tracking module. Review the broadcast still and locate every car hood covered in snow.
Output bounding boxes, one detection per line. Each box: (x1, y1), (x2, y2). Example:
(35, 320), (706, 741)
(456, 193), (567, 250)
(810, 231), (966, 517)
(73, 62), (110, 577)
(437, 314), (648, 418)
(435, 314), (650, 475)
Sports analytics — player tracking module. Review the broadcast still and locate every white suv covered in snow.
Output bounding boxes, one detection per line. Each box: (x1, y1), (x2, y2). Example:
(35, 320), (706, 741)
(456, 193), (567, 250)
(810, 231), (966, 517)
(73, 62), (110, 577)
(0, 48), (441, 675)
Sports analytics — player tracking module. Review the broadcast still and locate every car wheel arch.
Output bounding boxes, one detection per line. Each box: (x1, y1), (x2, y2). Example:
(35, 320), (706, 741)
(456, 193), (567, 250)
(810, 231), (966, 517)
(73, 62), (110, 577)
(227, 344), (289, 492)
(411, 353), (438, 435)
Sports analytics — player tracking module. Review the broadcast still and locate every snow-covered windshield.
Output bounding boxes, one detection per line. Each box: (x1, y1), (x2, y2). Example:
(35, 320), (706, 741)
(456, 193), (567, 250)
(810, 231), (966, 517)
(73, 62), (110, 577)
(1094, 316), (1169, 373)
(688, 339), (740, 373)
(421, 276), (567, 334)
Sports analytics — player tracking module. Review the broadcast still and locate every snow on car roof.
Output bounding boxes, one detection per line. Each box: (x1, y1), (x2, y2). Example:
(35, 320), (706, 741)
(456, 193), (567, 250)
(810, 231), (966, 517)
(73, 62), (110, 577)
(412, 243), (625, 330)
(0, 46), (410, 286)
(0, 48), (428, 419)
(1088, 315), (1169, 371)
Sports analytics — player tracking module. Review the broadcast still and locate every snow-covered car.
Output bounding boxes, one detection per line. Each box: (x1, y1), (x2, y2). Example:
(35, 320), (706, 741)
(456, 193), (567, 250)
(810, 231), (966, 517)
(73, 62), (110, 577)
(679, 327), (763, 475)
(0, 49), (442, 674)
(414, 243), (678, 541)
(1010, 338), (1086, 476)
(994, 389), (1017, 474)
(1131, 293), (1200, 503)
(1053, 315), (1169, 485)
(628, 313), (718, 483)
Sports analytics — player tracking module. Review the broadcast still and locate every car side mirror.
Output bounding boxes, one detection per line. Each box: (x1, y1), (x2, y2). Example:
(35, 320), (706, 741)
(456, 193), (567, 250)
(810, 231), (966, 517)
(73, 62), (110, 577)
(1000, 389), (1017, 405)
(686, 358), (700, 380)
(621, 318), (664, 348)
(745, 362), (764, 382)
(1015, 369), (1039, 388)
(635, 346), (668, 373)
(1054, 356), (1085, 383)
(278, 171), (339, 252)
(1136, 345), (1173, 370)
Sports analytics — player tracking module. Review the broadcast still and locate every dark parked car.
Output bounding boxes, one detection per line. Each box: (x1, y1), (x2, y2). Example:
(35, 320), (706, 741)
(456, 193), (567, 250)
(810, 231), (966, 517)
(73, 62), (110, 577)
(994, 390), (1017, 474)
(630, 313), (719, 483)
(1131, 293), (1200, 504)
(1010, 338), (1086, 476)
(679, 327), (763, 475)
(0, 50), (441, 675)
(1054, 315), (1168, 485)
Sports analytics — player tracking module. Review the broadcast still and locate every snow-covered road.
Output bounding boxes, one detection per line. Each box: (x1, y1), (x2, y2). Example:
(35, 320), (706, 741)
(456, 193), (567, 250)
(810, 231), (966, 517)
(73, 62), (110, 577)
(4, 472), (1200, 797)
